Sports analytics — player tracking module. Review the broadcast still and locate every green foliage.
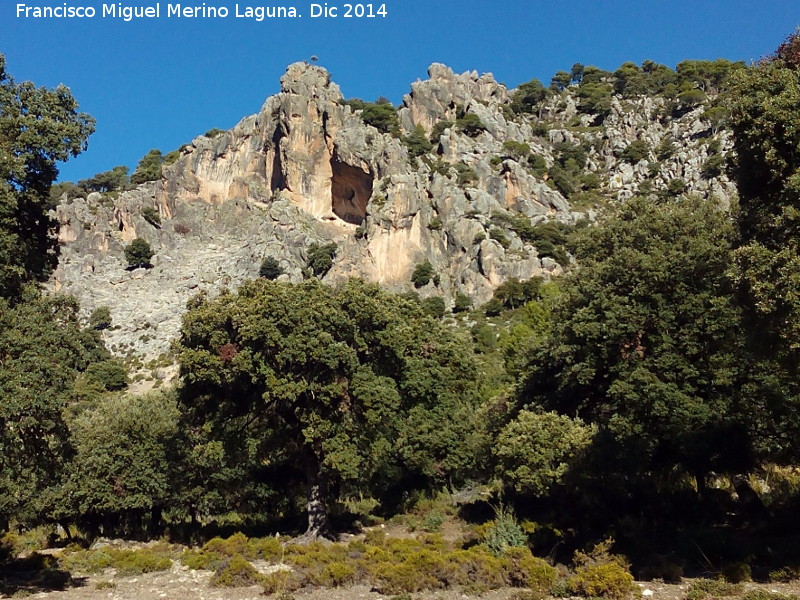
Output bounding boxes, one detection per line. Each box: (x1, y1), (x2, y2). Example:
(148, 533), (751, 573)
(453, 292), (473, 313)
(502, 546), (557, 591)
(528, 154), (548, 177)
(306, 242), (337, 278)
(77, 165), (129, 194)
(521, 197), (750, 485)
(259, 255), (283, 280)
(489, 227), (511, 249)
(427, 216), (443, 231)
(569, 540), (635, 600)
(685, 579), (743, 600)
(726, 37), (800, 368)
(620, 139), (650, 164)
(456, 113), (487, 137)
(60, 545), (174, 575)
(740, 591), (800, 600)
(141, 206), (161, 227)
(502, 141), (531, 160)
(0, 54), (94, 299)
(0, 293), (108, 523)
(494, 410), (594, 496)
(656, 136), (676, 160)
(89, 306), (112, 330)
(411, 261), (435, 288)
(481, 506), (527, 556)
(162, 150), (181, 165)
(454, 162), (477, 185)
(177, 279), (478, 535)
(360, 102), (400, 136)
(577, 82), (613, 121)
(511, 79), (549, 114)
(430, 120), (454, 143)
(204, 128), (226, 138)
(54, 391), (179, 527)
(489, 277), (543, 311)
(551, 70), (572, 91)
(210, 554), (262, 587)
(130, 149), (164, 185)
(665, 177), (686, 197)
(421, 296), (446, 318)
(84, 359), (128, 391)
(403, 124), (432, 157)
(723, 562), (752, 583)
(124, 238), (154, 268)
(701, 153), (726, 179)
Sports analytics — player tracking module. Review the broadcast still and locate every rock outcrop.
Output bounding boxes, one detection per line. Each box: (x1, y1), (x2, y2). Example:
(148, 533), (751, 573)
(50, 62), (734, 365)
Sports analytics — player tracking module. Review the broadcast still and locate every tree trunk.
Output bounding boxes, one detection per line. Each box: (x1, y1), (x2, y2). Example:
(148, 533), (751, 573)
(148, 506), (163, 538)
(303, 455), (331, 540)
(694, 468), (707, 501)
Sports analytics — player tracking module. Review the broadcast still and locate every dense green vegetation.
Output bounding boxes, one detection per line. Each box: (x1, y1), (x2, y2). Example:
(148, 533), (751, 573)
(7, 34), (800, 593)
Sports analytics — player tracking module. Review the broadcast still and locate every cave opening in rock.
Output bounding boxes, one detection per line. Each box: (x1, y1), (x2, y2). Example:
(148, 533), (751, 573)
(331, 154), (373, 225)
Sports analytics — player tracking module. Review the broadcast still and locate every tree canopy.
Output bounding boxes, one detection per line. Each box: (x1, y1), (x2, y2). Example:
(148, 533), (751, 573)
(519, 197), (753, 489)
(176, 278), (479, 537)
(0, 54), (94, 299)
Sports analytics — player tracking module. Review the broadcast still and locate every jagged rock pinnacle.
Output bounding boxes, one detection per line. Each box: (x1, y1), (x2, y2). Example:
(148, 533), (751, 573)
(280, 61), (342, 100)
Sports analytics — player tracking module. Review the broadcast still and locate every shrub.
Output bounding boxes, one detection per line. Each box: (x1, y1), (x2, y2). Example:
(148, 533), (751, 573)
(456, 113), (487, 137)
(483, 298), (504, 317)
(481, 506), (527, 556)
(569, 540), (635, 600)
(620, 139), (650, 164)
(701, 153), (726, 179)
(453, 292), (472, 313)
(361, 102), (400, 136)
(141, 206), (161, 227)
(173, 223), (190, 235)
(60, 548), (172, 576)
(656, 136), (676, 160)
(454, 162), (477, 185)
(503, 141), (531, 160)
(422, 296), (446, 318)
(502, 546), (557, 591)
(124, 238), (154, 268)
(306, 242), (337, 277)
(664, 178), (686, 198)
(210, 554), (261, 587)
(204, 128), (226, 138)
(489, 228), (511, 249)
(130, 149), (163, 185)
(741, 591), (800, 600)
(89, 306), (112, 330)
(686, 579), (743, 600)
(430, 120), (455, 143)
(403, 124), (432, 157)
(770, 566), (800, 582)
(411, 261), (434, 288)
(723, 561), (752, 583)
(528, 154), (548, 177)
(112, 549), (172, 575)
(320, 561), (356, 587)
(85, 359), (128, 391)
(427, 216), (442, 231)
(182, 549), (224, 571)
(259, 256), (284, 280)
(261, 569), (294, 594)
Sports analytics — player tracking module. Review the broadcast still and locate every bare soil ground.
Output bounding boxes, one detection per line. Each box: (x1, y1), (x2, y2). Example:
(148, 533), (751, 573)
(10, 568), (800, 600)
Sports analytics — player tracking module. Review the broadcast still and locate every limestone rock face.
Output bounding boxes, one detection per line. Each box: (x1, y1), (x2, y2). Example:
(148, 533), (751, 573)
(51, 62), (734, 364)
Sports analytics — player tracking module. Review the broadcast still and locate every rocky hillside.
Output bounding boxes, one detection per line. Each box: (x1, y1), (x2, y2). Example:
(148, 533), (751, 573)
(50, 62), (736, 368)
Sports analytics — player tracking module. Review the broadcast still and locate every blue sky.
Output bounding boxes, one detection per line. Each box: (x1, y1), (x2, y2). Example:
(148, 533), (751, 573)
(1, 0), (797, 182)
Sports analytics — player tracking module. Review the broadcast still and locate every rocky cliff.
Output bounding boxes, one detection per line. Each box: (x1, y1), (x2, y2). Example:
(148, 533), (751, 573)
(50, 62), (735, 370)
